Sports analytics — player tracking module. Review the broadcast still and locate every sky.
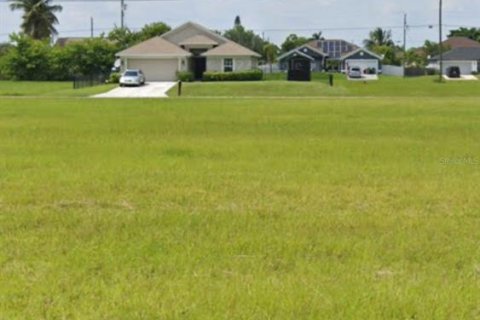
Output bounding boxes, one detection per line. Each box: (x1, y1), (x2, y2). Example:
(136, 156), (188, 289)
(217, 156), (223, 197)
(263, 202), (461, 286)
(0, 0), (478, 47)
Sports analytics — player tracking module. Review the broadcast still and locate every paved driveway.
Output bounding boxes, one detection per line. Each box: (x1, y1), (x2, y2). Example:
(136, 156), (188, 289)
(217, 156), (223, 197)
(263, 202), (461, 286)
(93, 82), (177, 98)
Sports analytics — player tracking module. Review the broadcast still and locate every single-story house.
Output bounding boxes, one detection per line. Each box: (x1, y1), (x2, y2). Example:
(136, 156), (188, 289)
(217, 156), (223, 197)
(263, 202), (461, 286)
(429, 47), (480, 75)
(278, 39), (358, 72)
(116, 21), (261, 81)
(340, 48), (383, 74)
(278, 44), (327, 71)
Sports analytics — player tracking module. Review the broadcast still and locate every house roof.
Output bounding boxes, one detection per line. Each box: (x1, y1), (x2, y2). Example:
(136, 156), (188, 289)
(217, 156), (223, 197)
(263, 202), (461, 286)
(340, 47), (383, 60)
(431, 47), (480, 61)
(116, 36), (191, 57)
(161, 21), (227, 44)
(443, 37), (480, 49)
(308, 39), (358, 59)
(179, 35), (218, 46)
(278, 44), (327, 61)
(55, 37), (90, 47)
(202, 41), (261, 57)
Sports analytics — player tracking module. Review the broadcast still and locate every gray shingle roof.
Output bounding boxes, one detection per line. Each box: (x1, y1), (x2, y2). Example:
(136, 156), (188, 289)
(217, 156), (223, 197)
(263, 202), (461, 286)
(431, 47), (480, 61)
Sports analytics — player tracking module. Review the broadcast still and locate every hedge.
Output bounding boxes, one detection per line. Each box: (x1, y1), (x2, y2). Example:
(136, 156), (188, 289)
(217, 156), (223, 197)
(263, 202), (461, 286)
(176, 71), (194, 82)
(203, 69), (263, 81)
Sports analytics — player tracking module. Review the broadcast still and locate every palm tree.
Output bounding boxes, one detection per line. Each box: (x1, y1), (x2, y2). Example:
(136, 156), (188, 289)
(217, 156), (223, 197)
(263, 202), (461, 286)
(364, 28), (394, 49)
(9, 0), (62, 39)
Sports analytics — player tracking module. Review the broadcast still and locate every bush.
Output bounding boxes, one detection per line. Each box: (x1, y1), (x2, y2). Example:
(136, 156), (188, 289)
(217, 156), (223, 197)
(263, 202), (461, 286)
(203, 69), (263, 81)
(176, 71), (194, 82)
(108, 72), (121, 83)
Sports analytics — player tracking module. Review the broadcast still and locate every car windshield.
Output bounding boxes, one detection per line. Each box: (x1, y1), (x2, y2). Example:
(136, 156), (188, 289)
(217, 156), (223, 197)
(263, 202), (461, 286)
(351, 68), (360, 72)
(124, 71), (138, 76)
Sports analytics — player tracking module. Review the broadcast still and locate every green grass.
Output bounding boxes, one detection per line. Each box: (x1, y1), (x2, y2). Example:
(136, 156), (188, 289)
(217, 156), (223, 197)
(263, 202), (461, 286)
(0, 80), (116, 97)
(1, 96), (480, 318)
(171, 74), (480, 97)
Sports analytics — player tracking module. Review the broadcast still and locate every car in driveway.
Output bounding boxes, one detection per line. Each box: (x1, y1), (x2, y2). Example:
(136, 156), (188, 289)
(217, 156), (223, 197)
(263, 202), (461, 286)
(446, 66), (461, 78)
(348, 66), (363, 79)
(119, 69), (146, 87)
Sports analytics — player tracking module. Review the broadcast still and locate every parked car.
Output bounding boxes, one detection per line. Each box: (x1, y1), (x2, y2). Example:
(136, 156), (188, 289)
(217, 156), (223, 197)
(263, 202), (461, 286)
(348, 66), (362, 79)
(119, 69), (146, 86)
(446, 66), (461, 78)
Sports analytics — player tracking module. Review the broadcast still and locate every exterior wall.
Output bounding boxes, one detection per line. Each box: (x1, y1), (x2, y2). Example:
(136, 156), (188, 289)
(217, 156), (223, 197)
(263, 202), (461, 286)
(442, 61), (475, 75)
(163, 25), (224, 46)
(206, 57), (256, 72)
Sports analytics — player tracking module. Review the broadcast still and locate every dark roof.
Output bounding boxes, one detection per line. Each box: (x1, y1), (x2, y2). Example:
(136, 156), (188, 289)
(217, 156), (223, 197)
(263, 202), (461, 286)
(308, 39), (358, 59)
(443, 37), (480, 49)
(278, 44), (326, 61)
(431, 47), (480, 61)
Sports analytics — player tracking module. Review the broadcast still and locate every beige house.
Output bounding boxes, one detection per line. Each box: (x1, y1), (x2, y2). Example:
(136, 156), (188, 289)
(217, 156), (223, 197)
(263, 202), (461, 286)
(116, 22), (261, 81)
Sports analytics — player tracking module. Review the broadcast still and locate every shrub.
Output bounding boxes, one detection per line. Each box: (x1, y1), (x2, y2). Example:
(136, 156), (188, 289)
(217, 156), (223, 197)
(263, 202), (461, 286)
(203, 69), (263, 81)
(176, 71), (194, 82)
(108, 72), (121, 83)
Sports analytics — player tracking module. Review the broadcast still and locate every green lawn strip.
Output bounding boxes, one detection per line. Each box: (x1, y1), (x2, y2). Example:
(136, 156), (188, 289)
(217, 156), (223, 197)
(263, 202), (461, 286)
(0, 97), (479, 317)
(0, 81), (115, 97)
(169, 75), (480, 98)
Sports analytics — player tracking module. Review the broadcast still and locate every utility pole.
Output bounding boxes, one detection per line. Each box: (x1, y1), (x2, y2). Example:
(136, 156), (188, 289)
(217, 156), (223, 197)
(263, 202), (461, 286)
(120, 0), (126, 28)
(439, 0), (443, 82)
(403, 13), (407, 76)
(90, 17), (94, 38)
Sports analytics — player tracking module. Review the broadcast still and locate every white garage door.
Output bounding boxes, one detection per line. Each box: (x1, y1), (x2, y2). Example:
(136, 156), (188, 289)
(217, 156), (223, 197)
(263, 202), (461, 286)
(346, 59), (379, 73)
(127, 58), (178, 81)
(443, 61), (473, 76)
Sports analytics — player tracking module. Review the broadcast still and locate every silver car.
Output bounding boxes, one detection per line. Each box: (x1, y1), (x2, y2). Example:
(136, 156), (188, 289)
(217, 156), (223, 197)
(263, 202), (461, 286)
(119, 69), (146, 86)
(348, 66), (363, 79)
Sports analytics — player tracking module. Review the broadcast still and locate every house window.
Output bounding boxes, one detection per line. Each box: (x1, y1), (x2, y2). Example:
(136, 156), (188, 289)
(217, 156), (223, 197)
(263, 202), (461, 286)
(224, 58), (234, 72)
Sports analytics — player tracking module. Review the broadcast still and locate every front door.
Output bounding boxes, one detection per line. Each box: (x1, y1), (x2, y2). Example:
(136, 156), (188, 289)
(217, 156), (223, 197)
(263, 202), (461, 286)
(193, 57), (206, 80)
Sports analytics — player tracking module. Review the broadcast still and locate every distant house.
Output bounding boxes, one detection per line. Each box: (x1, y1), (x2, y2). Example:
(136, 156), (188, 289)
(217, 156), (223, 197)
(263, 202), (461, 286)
(55, 37), (90, 47)
(430, 47), (480, 75)
(278, 44), (327, 71)
(116, 21), (261, 81)
(278, 39), (359, 72)
(340, 48), (383, 74)
(442, 37), (480, 50)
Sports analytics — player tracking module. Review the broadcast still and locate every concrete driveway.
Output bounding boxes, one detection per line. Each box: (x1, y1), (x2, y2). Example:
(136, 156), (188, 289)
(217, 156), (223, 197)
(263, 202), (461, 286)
(93, 82), (177, 98)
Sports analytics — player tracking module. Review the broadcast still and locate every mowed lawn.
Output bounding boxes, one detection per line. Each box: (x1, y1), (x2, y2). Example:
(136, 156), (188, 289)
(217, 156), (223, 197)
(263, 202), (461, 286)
(1, 94), (480, 318)
(172, 75), (480, 98)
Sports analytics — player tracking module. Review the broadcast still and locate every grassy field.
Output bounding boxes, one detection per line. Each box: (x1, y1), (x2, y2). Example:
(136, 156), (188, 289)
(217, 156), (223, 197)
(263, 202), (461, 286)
(171, 74), (480, 98)
(1, 93), (480, 318)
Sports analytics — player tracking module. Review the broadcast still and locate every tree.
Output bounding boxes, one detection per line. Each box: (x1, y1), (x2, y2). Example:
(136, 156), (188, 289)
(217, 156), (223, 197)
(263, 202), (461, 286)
(364, 28), (394, 50)
(107, 27), (139, 49)
(9, 0), (62, 39)
(448, 27), (480, 42)
(223, 21), (265, 57)
(234, 15), (241, 28)
(0, 33), (52, 80)
(310, 31), (324, 41)
(138, 22), (171, 41)
(263, 43), (279, 73)
(280, 34), (309, 53)
(370, 45), (401, 66)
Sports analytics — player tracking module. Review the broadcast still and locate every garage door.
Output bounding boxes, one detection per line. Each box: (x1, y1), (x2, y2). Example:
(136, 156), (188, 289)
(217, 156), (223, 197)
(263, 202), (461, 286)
(346, 59), (379, 73)
(127, 58), (178, 81)
(443, 62), (473, 76)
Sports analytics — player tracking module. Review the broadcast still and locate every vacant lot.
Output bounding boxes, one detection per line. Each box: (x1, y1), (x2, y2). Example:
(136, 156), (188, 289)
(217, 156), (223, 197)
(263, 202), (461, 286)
(1, 82), (480, 318)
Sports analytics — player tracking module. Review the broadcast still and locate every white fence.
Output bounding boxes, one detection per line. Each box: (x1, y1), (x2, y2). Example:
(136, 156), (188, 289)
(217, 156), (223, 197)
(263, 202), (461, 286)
(382, 65), (405, 77)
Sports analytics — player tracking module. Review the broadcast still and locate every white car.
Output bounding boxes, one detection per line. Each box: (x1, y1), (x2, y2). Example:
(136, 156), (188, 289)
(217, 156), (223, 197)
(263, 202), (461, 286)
(119, 69), (146, 87)
(348, 66), (362, 79)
